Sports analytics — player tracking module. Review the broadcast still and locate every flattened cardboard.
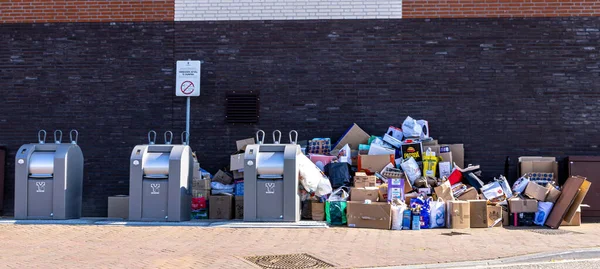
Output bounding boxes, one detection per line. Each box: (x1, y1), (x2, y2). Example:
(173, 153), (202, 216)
(509, 198), (538, 213)
(502, 207), (510, 226)
(524, 181), (549, 201)
(357, 154), (395, 174)
(209, 195), (233, 220)
(447, 200), (470, 229)
(448, 144), (464, 169)
(457, 187), (478, 201)
(351, 187), (380, 202)
(236, 138), (255, 151)
(470, 200), (488, 228)
(234, 196), (244, 219)
(354, 173), (377, 188)
(347, 202), (391, 230)
(333, 123), (370, 151)
(487, 205), (503, 227)
(564, 179), (591, 222)
(545, 176), (585, 229)
(232, 170), (244, 180)
(230, 153), (245, 171)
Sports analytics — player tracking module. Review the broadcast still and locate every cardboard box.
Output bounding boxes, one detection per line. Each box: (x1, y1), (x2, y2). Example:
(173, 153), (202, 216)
(357, 154), (395, 174)
(518, 156), (558, 180)
(232, 170), (244, 180)
(439, 145), (453, 166)
(448, 144), (464, 169)
(457, 187), (478, 201)
(422, 140), (438, 147)
(378, 184), (388, 202)
(193, 161), (201, 180)
(311, 202), (325, 221)
(193, 178), (211, 190)
(387, 177), (405, 202)
(236, 138), (255, 151)
(502, 207), (510, 226)
(403, 177), (413, 193)
(230, 153), (244, 171)
(524, 181), (549, 201)
(354, 172), (377, 188)
(192, 189), (210, 199)
(108, 195), (129, 219)
(561, 205), (582, 226)
(351, 187), (380, 202)
(470, 200), (488, 228)
(209, 195), (233, 220)
(346, 202), (391, 230)
(545, 184), (562, 203)
(213, 170), (233, 185)
(333, 123), (370, 151)
(564, 178), (591, 222)
(447, 200), (470, 229)
(234, 196), (244, 219)
(508, 198), (538, 213)
(386, 126), (403, 141)
(434, 181), (454, 202)
(401, 142), (423, 164)
(487, 205), (503, 227)
(545, 176), (586, 229)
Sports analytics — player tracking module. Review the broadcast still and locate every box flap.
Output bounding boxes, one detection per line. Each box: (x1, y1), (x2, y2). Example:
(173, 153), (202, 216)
(236, 138), (255, 151)
(333, 123), (370, 151)
(358, 154), (394, 174)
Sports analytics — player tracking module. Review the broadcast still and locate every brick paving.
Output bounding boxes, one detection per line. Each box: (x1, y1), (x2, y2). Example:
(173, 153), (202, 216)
(0, 224), (598, 268)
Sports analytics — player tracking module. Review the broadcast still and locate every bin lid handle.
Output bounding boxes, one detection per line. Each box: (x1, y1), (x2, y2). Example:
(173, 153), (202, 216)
(38, 130), (47, 144)
(289, 130), (298, 144)
(273, 130), (281, 144)
(54, 130), (63, 144)
(164, 131), (173, 145)
(181, 131), (189, 145)
(70, 129), (79, 144)
(256, 130), (265, 144)
(148, 130), (157, 145)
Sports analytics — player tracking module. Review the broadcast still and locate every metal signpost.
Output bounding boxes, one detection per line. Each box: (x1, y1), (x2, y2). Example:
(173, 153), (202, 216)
(176, 60), (201, 142)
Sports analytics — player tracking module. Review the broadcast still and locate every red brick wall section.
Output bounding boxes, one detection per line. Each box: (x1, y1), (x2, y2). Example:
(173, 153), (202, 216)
(0, 0), (174, 23)
(403, 0), (600, 18)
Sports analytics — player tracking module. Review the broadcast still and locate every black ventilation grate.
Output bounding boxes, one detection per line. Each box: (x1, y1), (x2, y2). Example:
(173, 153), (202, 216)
(226, 90), (260, 123)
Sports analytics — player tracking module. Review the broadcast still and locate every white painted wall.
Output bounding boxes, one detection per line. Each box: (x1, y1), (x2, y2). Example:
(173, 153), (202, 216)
(175, 0), (402, 21)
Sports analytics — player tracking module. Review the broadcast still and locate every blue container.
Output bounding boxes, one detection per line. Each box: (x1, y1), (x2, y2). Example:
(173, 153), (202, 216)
(235, 181), (244, 196)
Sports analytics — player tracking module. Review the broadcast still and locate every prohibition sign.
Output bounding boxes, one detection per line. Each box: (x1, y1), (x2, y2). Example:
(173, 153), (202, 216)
(180, 81), (195, 95)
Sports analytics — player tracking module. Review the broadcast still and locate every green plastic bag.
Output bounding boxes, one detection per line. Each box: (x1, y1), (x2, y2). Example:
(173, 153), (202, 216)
(325, 201), (347, 226)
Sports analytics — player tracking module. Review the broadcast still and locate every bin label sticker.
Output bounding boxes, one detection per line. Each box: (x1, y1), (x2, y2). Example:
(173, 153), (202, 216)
(265, 183), (275, 194)
(151, 183), (160, 195)
(36, 182), (45, 193)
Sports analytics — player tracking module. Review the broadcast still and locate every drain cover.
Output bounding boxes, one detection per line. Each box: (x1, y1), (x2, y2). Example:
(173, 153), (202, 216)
(244, 253), (334, 269)
(525, 229), (582, 235)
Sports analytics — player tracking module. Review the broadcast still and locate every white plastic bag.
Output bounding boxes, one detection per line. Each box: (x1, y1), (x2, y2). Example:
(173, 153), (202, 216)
(327, 187), (349, 202)
(402, 116), (423, 138)
(429, 197), (446, 228)
(315, 176), (333, 197)
(297, 153), (327, 193)
(534, 201), (554, 226)
(391, 200), (408, 230)
(400, 157), (422, 185)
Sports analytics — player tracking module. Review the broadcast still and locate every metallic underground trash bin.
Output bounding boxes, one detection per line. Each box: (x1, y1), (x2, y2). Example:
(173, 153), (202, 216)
(129, 131), (192, 222)
(244, 130), (300, 222)
(14, 130), (84, 220)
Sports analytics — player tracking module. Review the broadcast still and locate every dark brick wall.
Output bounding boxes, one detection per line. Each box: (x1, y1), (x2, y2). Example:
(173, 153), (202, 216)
(1, 17), (600, 216)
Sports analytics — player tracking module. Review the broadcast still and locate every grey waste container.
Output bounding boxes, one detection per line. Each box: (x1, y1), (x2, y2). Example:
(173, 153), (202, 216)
(244, 130), (300, 222)
(129, 131), (192, 222)
(14, 130), (84, 220)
